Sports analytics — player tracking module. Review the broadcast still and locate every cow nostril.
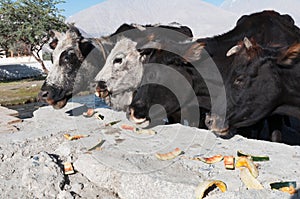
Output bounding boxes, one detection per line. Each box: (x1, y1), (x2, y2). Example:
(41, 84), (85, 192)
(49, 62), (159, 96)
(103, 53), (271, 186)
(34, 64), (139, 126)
(129, 108), (134, 116)
(206, 119), (212, 126)
(205, 118), (214, 128)
(41, 91), (49, 98)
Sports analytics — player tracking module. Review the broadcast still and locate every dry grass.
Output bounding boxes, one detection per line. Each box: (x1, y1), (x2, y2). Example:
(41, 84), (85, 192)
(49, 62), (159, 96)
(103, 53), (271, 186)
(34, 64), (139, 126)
(0, 79), (44, 106)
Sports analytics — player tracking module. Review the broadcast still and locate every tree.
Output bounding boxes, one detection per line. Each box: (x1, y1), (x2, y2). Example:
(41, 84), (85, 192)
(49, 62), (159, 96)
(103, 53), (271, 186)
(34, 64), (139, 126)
(0, 0), (67, 73)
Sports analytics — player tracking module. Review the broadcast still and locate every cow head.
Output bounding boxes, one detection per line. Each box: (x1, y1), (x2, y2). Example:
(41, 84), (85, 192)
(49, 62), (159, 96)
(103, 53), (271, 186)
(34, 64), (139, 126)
(126, 39), (216, 129)
(208, 39), (300, 135)
(94, 37), (145, 111)
(126, 42), (206, 127)
(94, 25), (194, 111)
(39, 25), (108, 109)
(128, 83), (181, 127)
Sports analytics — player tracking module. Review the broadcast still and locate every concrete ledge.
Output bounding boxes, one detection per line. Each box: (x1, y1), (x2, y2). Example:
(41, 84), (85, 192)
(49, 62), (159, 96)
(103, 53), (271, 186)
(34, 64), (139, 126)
(0, 106), (22, 133)
(0, 103), (298, 198)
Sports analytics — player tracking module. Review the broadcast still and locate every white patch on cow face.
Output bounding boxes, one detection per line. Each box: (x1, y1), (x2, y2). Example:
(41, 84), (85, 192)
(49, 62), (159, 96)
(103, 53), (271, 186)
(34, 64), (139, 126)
(95, 37), (144, 97)
(46, 33), (77, 86)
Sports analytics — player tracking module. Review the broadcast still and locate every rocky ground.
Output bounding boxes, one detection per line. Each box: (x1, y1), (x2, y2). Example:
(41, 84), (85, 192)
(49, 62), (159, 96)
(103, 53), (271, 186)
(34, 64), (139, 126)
(0, 102), (299, 199)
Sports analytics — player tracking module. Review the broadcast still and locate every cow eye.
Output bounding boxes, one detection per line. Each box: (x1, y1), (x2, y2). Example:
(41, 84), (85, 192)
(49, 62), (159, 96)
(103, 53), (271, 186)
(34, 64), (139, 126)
(233, 75), (245, 87)
(113, 58), (123, 65)
(64, 55), (70, 62)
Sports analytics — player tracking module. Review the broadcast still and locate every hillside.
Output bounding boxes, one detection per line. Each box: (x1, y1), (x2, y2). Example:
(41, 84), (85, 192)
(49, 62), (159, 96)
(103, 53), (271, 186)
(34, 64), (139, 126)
(67, 0), (238, 38)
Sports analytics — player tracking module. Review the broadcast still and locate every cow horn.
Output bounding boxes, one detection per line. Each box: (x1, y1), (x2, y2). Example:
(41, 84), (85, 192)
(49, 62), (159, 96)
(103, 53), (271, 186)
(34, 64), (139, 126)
(243, 37), (253, 49)
(226, 44), (242, 57)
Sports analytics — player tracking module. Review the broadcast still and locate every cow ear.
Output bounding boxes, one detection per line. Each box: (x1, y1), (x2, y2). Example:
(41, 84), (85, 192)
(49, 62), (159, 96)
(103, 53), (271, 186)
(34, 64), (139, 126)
(66, 24), (82, 41)
(277, 43), (300, 67)
(49, 38), (58, 50)
(138, 48), (154, 63)
(79, 39), (95, 58)
(49, 30), (63, 39)
(183, 42), (205, 62)
(137, 41), (161, 62)
(48, 30), (63, 50)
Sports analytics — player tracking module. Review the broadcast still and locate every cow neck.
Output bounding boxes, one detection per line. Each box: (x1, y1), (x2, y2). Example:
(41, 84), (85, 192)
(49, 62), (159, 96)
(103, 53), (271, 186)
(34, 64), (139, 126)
(279, 65), (300, 106)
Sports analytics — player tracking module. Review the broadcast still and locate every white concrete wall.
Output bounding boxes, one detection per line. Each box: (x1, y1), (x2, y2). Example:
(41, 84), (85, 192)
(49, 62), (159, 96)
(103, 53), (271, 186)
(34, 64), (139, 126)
(0, 56), (38, 65)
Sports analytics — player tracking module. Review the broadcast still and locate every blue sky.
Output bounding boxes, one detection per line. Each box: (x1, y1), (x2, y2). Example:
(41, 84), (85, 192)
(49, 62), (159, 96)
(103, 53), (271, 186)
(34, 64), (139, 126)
(58, 0), (224, 17)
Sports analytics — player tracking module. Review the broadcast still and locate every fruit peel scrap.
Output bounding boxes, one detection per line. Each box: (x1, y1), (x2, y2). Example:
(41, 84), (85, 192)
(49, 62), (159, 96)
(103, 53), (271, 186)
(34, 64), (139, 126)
(195, 154), (224, 164)
(95, 114), (104, 120)
(88, 139), (106, 151)
(64, 133), (89, 141)
(63, 162), (75, 175)
(121, 124), (157, 135)
(240, 167), (264, 189)
(155, 148), (184, 160)
(270, 181), (297, 195)
(105, 120), (121, 126)
(83, 108), (97, 118)
(195, 180), (227, 199)
(235, 156), (259, 178)
(224, 156), (235, 170)
(237, 150), (270, 161)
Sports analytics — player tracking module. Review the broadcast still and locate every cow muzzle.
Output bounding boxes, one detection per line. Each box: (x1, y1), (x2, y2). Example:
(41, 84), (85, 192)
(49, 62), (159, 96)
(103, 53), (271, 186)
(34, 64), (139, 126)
(205, 113), (230, 138)
(95, 81), (110, 98)
(38, 90), (68, 109)
(127, 108), (149, 127)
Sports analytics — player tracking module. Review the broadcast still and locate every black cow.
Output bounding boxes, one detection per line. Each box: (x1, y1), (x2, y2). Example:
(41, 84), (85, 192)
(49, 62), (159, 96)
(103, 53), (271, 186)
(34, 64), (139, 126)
(39, 23), (193, 109)
(127, 47), (209, 127)
(209, 39), (300, 140)
(127, 11), (300, 141)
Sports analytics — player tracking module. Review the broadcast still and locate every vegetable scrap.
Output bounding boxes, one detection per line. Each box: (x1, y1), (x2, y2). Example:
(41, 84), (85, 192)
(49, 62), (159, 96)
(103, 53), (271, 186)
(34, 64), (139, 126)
(88, 139), (106, 151)
(105, 120), (121, 126)
(270, 181), (297, 194)
(83, 108), (97, 118)
(235, 156), (258, 178)
(195, 180), (227, 199)
(240, 168), (264, 189)
(63, 162), (75, 175)
(64, 133), (89, 141)
(155, 148), (184, 160)
(237, 150), (270, 161)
